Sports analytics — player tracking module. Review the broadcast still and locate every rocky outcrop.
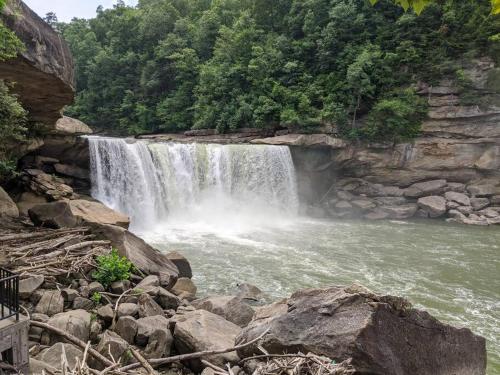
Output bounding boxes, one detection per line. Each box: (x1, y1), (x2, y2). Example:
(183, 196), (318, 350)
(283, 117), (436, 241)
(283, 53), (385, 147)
(0, 0), (74, 127)
(236, 285), (486, 375)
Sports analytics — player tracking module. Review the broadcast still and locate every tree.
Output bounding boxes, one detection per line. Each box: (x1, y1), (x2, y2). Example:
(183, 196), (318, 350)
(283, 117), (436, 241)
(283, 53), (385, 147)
(370, 0), (500, 15)
(43, 12), (58, 28)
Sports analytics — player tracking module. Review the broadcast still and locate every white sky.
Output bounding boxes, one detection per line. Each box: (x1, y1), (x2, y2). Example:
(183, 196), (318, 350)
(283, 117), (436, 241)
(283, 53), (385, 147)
(24, 0), (138, 22)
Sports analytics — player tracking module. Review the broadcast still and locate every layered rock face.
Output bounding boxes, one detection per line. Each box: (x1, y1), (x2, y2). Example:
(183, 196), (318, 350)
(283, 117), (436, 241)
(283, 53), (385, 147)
(0, 0), (74, 127)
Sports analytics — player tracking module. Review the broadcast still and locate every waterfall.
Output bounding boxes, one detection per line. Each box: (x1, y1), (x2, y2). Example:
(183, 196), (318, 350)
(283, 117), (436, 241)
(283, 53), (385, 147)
(88, 137), (299, 232)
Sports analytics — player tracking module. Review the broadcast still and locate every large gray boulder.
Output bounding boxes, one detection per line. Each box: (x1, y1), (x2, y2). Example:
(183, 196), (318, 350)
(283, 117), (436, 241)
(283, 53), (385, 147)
(417, 196), (447, 217)
(0, 187), (19, 217)
(173, 309), (242, 371)
(115, 316), (138, 344)
(445, 191), (470, 207)
(46, 309), (91, 344)
(19, 275), (44, 299)
(404, 180), (447, 198)
(192, 296), (255, 327)
(136, 315), (171, 346)
(166, 251), (193, 278)
(236, 285), (486, 375)
(36, 343), (83, 370)
(35, 290), (64, 316)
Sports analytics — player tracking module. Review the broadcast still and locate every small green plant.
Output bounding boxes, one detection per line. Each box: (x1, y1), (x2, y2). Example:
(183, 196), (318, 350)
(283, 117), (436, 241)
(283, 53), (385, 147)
(91, 292), (102, 304)
(92, 249), (133, 287)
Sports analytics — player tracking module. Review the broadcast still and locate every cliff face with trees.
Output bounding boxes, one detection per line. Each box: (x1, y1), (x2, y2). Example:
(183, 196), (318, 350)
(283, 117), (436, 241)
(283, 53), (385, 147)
(59, 0), (499, 140)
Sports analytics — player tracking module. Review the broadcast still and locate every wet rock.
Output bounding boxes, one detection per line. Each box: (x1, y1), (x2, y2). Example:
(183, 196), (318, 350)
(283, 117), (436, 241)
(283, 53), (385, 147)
(471, 198), (490, 211)
(477, 208), (500, 219)
(19, 275), (44, 299)
(138, 293), (164, 318)
(115, 316), (138, 344)
(380, 186), (404, 197)
(35, 290), (64, 316)
(404, 180), (447, 198)
(417, 196), (447, 217)
(236, 285), (486, 375)
(0, 187), (18, 217)
(445, 191), (471, 207)
(29, 201), (77, 229)
(173, 309), (241, 371)
(172, 278), (197, 300)
(166, 251), (193, 279)
(46, 310), (91, 344)
(117, 303), (139, 318)
(136, 315), (171, 346)
(36, 343), (83, 370)
(89, 223), (179, 288)
(192, 296), (255, 327)
(380, 204), (418, 219)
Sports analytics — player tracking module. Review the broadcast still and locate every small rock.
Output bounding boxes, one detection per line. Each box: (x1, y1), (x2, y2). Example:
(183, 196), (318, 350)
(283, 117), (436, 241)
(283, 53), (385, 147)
(166, 251), (193, 279)
(117, 303), (139, 318)
(445, 191), (471, 207)
(415, 209), (429, 218)
(35, 290), (64, 316)
(72, 297), (94, 310)
(380, 186), (404, 197)
(110, 280), (131, 294)
(457, 206), (474, 215)
(157, 287), (182, 310)
(0, 187), (19, 217)
(78, 285), (90, 298)
(61, 288), (79, 303)
(136, 315), (170, 346)
(417, 196), (447, 218)
(477, 208), (499, 218)
(172, 278), (197, 300)
(19, 275), (44, 299)
(235, 283), (265, 302)
(446, 201), (460, 209)
(88, 281), (104, 295)
(136, 275), (160, 290)
(138, 293), (164, 318)
(97, 304), (114, 323)
(115, 316), (138, 344)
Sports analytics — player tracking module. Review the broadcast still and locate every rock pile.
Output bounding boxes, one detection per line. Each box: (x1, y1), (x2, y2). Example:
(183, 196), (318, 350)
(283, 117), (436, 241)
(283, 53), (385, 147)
(320, 177), (500, 225)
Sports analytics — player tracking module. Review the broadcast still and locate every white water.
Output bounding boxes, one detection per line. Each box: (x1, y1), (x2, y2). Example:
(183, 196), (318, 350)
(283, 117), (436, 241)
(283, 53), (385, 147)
(88, 137), (299, 232)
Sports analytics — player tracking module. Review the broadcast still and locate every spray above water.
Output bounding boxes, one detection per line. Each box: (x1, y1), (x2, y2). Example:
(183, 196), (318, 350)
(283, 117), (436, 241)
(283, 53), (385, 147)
(88, 137), (299, 233)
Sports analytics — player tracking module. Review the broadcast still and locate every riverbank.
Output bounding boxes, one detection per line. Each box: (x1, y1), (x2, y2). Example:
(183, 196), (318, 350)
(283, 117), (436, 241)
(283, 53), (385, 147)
(0, 210), (488, 375)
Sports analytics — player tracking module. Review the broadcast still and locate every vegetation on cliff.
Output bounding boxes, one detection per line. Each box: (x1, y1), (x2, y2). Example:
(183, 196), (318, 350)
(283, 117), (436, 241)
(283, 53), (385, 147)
(58, 0), (499, 140)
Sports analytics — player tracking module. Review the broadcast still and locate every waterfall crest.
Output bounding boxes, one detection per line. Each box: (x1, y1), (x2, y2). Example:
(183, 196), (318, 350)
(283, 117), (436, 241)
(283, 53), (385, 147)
(88, 137), (299, 231)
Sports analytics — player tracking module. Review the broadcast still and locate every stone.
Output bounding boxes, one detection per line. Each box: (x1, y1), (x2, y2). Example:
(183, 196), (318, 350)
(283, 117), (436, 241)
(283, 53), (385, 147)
(251, 134), (347, 148)
(373, 197), (408, 206)
(477, 208), (499, 219)
(350, 199), (376, 211)
(173, 309), (242, 371)
(447, 201), (460, 209)
(95, 331), (129, 367)
(471, 198), (490, 211)
(88, 281), (105, 295)
(157, 287), (182, 310)
(97, 304), (114, 323)
(337, 191), (354, 201)
(136, 315), (171, 346)
(110, 280), (131, 294)
(72, 297), (94, 311)
(90, 223), (179, 288)
(415, 209), (429, 218)
(380, 204), (418, 219)
(136, 275), (160, 289)
(417, 196), (447, 218)
(36, 343), (83, 370)
(46, 310), (91, 344)
(19, 275), (44, 299)
(166, 251), (193, 279)
(236, 283), (266, 302)
(29, 358), (58, 374)
(334, 200), (352, 210)
(172, 278), (197, 300)
(192, 296), (255, 327)
(117, 303), (139, 318)
(16, 192), (47, 216)
(61, 288), (79, 303)
(138, 293), (165, 318)
(90, 320), (102, 343)
(69, 200), (130, 228)
(364, 210), (389, 220)
(404, 180), (447, 198)
(467, 184), (496, 197)
(457, 206), (474, 215)
(236, 285), (486, 375)
(380, 186), (404, 197)
(143, 328), (173, 359)
(445, 191), (471, 206)
(491, 195), (500, 205)
(54, 163), (89, 180)
(29, 201), (77, 229)
(53, 116), (93, 136)
(448, 210), (466, 220)
(115, 316), (138, 344)
(35, 290), (64, 316)
(447, 182), (467, 193)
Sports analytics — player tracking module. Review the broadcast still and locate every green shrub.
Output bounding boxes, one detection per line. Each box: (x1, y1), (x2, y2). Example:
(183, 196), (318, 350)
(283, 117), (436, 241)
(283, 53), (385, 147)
(91, 292), (102, 304)
(360, 88), (427, 143)
(92, 249), (133, 287)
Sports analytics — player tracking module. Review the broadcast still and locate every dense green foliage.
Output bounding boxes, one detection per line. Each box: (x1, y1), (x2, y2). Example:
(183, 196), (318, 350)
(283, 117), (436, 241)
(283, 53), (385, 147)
(60, 0), (500, 140)
(93, 249), (133, 287)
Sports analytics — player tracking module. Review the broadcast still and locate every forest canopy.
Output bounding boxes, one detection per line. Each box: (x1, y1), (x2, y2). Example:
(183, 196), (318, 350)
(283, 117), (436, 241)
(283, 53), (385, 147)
(58, 0), (500, 141)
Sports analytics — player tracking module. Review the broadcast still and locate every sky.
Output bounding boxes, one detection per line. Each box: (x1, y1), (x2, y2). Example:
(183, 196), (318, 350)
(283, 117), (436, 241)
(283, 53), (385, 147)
(24, 0), (138, 22)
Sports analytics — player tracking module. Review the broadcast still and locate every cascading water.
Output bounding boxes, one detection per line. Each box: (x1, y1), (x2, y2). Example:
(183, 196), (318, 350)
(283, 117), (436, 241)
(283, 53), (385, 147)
(88, 136), (299, 232)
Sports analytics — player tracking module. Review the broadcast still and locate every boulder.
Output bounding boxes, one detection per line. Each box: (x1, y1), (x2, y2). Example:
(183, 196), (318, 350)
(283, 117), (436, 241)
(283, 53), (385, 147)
(136, 275), (160, 289)
(115, 316), (138, 344)
(29, 201), (77, 229)
(88, 281), (105, 294)
(173, 309), (241, 371)
(95, 331), (129, 367)
(171, 277), (197, 300)
(467, 184), (496, 197)
(404, 180), (447, 198)
(447, 182), (467, 193)
(36, 343), (83, 370)
(335, 200), (353, 210)
(373, 197), (408, 206)
(143, 328), (173, 359)
(380, 204), (418, 219)
(69, 200), (130, 228)
(136, 315), (171, 346)
(16, 191), (47, 216)
(0, 187), (18, 217)
(138, 294), (164, 318)
(54, 163), (89, 180)
(445, 192), (471, 207)
(236, 283), (267, 303)
(35, 290), (64, 316)
(19, 275), (44, 299)
(351, 199), (376, 211)
(364, 210), (389, 220)
(110, 280), (131, 294)
(46, 310), (91, 344)
(53, 116), (92, 136)
(192, 296), (255, 327)
(96, 304), (114, 323)
(117, 303), (139, 318)
(72, 297), (94, 311)
(29, 358), (58, 374)
(166, 251), (193, 278)
(457, 206), (474, 215)
(89, 223), (179, 288)
(417, 196), (447, 218)
(236, 285), (486, 375)
(157, 287), (182, 310)
(471, 198), (490, 211)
